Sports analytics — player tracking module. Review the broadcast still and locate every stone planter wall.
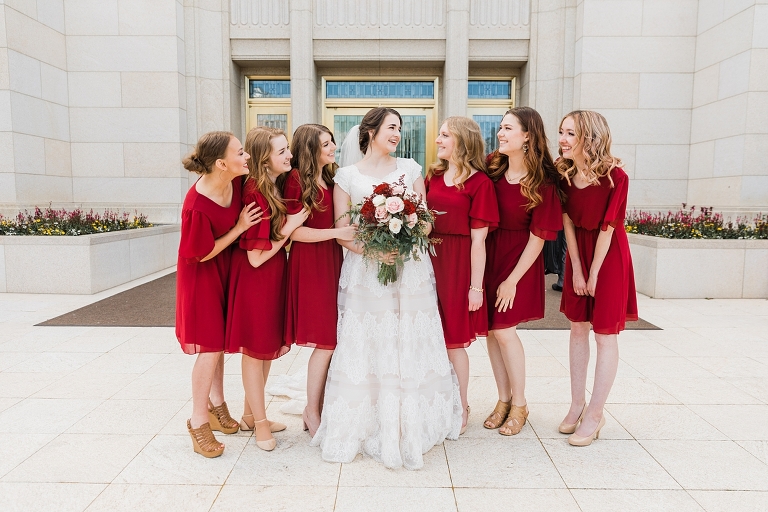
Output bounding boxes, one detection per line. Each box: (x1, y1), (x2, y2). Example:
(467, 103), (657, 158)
(0, 225), (180, 294)
(627, 233), (768, 299)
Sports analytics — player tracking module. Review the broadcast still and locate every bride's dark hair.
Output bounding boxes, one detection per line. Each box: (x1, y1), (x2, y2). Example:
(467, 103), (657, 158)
(358, 107), (402, 154)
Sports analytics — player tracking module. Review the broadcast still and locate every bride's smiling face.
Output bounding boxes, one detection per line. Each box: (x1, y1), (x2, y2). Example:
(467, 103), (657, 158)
(369, 114), (401, 154)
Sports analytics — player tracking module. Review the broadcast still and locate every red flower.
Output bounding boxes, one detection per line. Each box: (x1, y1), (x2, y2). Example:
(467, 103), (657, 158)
(360, 201), (376, 223)
(373, 183), (391, 195)
(402, 200), (416, 215)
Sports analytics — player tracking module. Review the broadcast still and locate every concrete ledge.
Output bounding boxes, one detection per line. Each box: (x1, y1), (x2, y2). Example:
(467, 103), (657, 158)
(627, 233), (768, 298)
(0, 225), (179, 294)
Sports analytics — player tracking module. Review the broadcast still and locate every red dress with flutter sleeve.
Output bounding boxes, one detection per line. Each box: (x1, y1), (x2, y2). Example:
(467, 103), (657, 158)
(283, 169), (343, 349)
(559, 167), (638, 334)
(426, 171), (499, 349)
(485, 180), (563, 329)
(176, 177), (242, 354)
(225, 180), (290, 360)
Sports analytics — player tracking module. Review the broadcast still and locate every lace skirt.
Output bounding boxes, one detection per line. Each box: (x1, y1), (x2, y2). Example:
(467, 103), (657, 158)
(311, 251), (463, 470)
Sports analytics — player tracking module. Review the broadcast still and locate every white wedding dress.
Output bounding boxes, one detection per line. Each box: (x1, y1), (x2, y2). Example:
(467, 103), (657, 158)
(310, 158), (462, 470)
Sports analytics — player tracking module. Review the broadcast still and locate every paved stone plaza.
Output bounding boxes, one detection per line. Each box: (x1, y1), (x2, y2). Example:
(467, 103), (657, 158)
(1, 268), (767, 512)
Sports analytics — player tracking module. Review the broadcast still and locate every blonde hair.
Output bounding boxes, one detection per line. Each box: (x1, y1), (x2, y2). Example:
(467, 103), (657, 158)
(289, 124), (337, 214)
(182, 131), (233, 175)
(556, 110), (622, 187)
(244, 126), (288, 242)
(427, 116), (487, 189)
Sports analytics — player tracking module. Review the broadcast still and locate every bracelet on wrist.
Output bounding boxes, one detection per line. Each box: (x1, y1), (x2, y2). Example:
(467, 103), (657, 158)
(469, 285), (483, 293)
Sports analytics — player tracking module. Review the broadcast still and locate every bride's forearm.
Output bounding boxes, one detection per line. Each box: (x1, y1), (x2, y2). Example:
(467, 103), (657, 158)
(338, 239), (363, 254)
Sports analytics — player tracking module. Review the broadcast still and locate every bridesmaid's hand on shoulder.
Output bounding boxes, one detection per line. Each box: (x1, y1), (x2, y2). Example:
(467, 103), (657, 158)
(236, 202), (263, 233)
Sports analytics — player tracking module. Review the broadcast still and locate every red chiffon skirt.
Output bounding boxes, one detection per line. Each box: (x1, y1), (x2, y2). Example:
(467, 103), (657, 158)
(284, 239), (343, 349)
(225, 247), (290, 360)
(560, 227), (638, 334)
(175, 248), (232, 354)
(430, 233), (489, 349)
(485, 228), (547, 329)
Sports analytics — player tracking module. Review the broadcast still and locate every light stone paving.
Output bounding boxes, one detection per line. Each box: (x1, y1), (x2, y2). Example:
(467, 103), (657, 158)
(0, 268), (767, 512)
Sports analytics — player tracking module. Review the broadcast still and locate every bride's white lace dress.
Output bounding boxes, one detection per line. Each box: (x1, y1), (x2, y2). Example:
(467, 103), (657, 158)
(310, 158), (462, 470)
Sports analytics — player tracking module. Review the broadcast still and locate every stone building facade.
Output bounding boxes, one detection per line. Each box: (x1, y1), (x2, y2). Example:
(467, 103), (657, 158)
(0, 0), (766, 223)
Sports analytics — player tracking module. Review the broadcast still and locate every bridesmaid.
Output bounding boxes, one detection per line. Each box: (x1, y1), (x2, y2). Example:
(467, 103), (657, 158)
(483, 107), (563, 436)
(226, 126), (308, 452)
(556, 110), (638, 446)
(178, 131), (262, 458)
(282, 124), (356, 436)
(426, 116), (499, 434)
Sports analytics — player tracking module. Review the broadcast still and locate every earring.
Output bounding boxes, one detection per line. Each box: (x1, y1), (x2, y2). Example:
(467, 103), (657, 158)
(523, 143), (529, 153)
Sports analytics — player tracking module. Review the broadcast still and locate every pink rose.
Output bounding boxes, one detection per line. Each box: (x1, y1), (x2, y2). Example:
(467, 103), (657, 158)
(385, 196), (404, 214)
(406, 212), (418, 228)
(391, 185), (405, 195)
(375, 205), (388, 220)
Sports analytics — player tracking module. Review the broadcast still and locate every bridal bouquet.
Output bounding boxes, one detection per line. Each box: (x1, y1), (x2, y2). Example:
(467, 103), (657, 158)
(348, 175), (440, 285)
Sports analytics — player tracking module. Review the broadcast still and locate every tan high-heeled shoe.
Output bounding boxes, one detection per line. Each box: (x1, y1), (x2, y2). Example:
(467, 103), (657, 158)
(568, 416), (605, 446)
(460, 405), (471, 435)
(558, 404), (587, 434)
(499, 404), (528, 436)
(483, 400), (511, 429)
(187, 420), (224, 458)
(208, 399), (239, 434)
(302, 408), (319, 437)
(253, 418), (276, 451)
(239, 414), (286, 433)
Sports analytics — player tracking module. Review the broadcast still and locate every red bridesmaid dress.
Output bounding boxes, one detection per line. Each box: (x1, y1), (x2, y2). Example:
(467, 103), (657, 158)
(225, 179), (290, 359)
(176, 177), (242, 354)
(283, 169), (343, 349)
(559, 167), (638, 334)
(426, 172), (499, 349)
(485, 180), (563, 329)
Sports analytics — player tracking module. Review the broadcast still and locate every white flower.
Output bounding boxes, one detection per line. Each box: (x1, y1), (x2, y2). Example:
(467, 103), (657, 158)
(388, 217), (403, 234)
(391, 185), (405, 195)
(385, 196), (405, 214)
(372, 194), (386, 206)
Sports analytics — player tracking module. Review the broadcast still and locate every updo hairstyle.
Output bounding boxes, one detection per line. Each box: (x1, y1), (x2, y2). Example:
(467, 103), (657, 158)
(358, 107), (402, 154)
(182, 131), (234, 175)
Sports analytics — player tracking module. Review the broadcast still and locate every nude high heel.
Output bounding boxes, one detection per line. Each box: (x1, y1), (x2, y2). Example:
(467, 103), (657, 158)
(459, 405), (471, 435)
(559, 404), (587, 434)
(240, 414), (286, 433)
(302, 407), (318, 437)
(253, 418), (277, 451)
(568, 416), (605, 446)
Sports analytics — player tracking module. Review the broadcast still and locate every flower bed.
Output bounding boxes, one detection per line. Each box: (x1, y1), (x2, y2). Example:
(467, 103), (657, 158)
(625, 206), (767, 299)
(0, 207), (178, 294)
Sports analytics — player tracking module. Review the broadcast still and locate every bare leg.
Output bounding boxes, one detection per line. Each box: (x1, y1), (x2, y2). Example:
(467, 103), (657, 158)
(563, 321), (590, 425)
(305, 348), (333, 428)
(191, 352), (223, 436)
(575, 332), (618, 436)
(209, 352), (226, 406)
(486, 332), (512, 402)
(448, 348), (470, 427)
(494, 327), (527, 407)
(242, 356), (272, 442)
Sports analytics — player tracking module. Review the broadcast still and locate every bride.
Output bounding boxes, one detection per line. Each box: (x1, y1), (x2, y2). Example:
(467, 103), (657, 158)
(310, 107), (463, 470)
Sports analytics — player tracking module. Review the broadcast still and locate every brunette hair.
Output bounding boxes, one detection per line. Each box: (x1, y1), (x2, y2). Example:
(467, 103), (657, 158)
(555, 110), (622, 188)
(244, 126), (289, 242)
(487, 107), (564, 209)
(427, 116), (487, 189)
(359, 107), (403, 154)
(182, 131), (233, 175)
(289, 124), (338, 213)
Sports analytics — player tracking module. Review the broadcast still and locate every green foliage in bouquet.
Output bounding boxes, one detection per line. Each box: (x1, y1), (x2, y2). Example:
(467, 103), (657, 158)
(0, 206), (153, 236)
(625, 204), (767, 240)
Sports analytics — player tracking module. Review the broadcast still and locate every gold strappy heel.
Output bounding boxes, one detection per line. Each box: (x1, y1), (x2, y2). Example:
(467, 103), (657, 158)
(208, 399), (240, 434)
(483, 400), (512, 429)
(187, 420), (224, 458)
(499, 404), (528, 436)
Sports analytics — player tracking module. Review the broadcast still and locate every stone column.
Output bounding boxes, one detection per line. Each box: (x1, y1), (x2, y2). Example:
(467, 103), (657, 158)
(290, 0), (315, 127)
(444, 0), (470, 118)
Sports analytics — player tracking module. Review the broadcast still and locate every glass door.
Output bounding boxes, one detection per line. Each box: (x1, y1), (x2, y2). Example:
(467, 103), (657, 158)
(324, 107), (435, 173)
(467, 107), (505, 154)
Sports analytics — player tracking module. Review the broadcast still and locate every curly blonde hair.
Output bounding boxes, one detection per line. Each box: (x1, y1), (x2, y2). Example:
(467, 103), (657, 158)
(556, 110), (622, 188)
(427, 116), (487, 189)
(244, 126), (289, 242)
